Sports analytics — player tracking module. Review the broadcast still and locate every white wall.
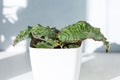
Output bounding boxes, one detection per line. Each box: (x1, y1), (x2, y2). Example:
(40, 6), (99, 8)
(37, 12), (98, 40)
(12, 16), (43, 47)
(108, 0), (120, 44)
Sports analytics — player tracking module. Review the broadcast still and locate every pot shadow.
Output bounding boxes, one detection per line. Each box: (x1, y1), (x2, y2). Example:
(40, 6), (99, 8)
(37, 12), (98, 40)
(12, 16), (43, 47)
(80, 51), (120, 80)
(94, 43), (120, 53)
(0, 52), (31, 80)
(80, 43), (120, 80)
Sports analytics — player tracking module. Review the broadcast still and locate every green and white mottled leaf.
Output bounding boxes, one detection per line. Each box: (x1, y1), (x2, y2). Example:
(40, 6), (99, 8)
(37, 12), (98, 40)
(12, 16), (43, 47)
(13, 26), (32, 46)
(13, 24), (57, 46)
(31, 24), (56, 39)
(58, 21), (110, 52)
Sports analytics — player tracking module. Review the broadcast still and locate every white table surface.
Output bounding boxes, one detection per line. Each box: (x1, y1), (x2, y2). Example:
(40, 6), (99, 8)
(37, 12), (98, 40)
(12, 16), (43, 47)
(0, 52), (120, 80)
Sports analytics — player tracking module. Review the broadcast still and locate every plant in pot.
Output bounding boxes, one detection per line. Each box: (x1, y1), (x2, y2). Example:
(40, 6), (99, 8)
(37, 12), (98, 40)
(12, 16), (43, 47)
(13, 21), (110, 80)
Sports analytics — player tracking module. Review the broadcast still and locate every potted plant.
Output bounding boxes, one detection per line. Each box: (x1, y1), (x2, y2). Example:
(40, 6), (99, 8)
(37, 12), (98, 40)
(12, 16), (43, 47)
(13, 21), (110, 80)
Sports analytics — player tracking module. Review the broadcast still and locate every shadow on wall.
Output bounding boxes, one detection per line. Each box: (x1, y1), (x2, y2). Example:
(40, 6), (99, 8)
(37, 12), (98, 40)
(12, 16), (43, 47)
(94, 43), (120, 53)
(0, 0), (86, 51)
(0, 0), (29, 51)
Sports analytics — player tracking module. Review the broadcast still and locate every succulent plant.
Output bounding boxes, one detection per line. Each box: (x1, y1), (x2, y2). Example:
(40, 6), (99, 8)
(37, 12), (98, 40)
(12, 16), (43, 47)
(13, 21), (110, 52)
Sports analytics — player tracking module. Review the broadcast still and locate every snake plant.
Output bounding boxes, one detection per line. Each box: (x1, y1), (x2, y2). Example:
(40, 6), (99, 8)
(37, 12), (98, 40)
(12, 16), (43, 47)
(13, 21), (110, 52)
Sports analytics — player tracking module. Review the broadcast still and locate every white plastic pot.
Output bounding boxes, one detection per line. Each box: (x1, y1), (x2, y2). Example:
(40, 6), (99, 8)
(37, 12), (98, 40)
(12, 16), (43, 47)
(29, 47), (82, 80)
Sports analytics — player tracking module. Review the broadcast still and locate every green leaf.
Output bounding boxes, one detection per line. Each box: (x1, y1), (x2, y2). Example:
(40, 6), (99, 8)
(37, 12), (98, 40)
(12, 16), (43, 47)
(31, 24), (56, 39)
(13, 26), (32, 46)
(58, 21), (110, 52)
(34, 42), (52, 48)
(47, 39), (56, 46)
